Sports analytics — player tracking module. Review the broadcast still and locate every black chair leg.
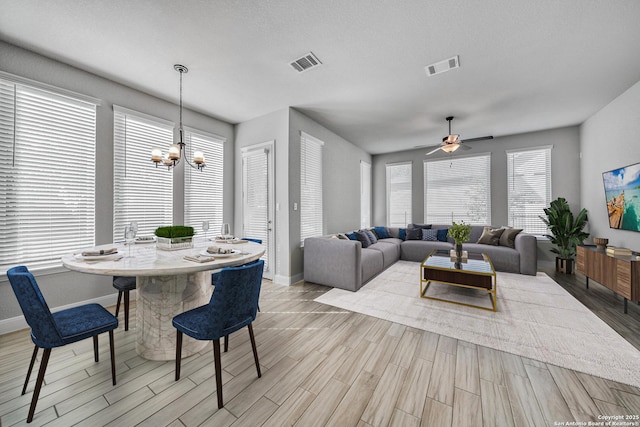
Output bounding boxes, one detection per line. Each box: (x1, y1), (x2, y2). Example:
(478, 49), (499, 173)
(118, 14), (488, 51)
(248, 324), (261, 378)
(27, 348), (51, 423)
(175, 331), (183, 381)
(213, 339), (223, 408)
(22, 345), (39, 395)
(115, 290), (123, 317)
(123, 290), (130, 331)
(224, 335), (228, 352)
(93, 336), (99, 362)
(109, 331), (116, 386)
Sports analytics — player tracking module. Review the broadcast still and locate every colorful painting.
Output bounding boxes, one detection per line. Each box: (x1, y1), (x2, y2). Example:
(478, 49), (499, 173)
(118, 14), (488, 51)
(602, 162), (640, 232)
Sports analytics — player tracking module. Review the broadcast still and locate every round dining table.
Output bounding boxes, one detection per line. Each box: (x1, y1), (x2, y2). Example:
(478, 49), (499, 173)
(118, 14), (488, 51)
(61, 240), (265, 361)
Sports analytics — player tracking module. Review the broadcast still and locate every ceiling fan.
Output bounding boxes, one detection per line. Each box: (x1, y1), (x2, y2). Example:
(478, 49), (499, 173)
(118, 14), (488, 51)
(424, 116), (493, 156)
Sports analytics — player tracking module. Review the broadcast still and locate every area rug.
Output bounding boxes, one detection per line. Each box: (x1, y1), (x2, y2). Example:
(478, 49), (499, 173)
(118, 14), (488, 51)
(315, 261), (640, 388)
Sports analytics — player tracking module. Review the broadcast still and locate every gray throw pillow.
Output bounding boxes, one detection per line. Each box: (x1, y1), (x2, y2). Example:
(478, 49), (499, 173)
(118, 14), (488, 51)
(406, 228), (422, 240)
(476, 226), (505, 245)
(364, 229), (378, 244)
(422, 229), (438, 241)
(499, 227), (523, 248)
(354, 230), (371, 248)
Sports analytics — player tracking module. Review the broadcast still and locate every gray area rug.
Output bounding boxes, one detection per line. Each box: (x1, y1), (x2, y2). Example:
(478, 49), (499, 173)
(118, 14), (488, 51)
(315, 260), (640, 388)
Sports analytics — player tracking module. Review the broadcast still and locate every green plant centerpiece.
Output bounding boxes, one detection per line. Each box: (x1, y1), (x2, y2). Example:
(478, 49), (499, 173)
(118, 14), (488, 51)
(448, 221), (472, 261)
(154, 225), (195, 250)
(539, 197), (589, 274)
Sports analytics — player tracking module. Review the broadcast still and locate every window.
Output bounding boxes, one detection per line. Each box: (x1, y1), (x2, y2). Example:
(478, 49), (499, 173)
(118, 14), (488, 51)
(424, 154), (491, 225)
(386, 162), (412, 227)
(184, 128), (225, 234)
(113, 106), (173, 241)
(0, 76), (97, 272)
(507, 146), (552, 234)
(360, 161), (371, 229)
(300, 131), (324, 244)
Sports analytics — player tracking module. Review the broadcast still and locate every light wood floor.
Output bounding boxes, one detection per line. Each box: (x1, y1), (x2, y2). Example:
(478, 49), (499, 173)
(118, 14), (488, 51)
(1, 275), (640, 426)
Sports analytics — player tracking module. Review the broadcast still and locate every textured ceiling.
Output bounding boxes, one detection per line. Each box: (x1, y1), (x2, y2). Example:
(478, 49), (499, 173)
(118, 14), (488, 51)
(1, 0), (640, 154)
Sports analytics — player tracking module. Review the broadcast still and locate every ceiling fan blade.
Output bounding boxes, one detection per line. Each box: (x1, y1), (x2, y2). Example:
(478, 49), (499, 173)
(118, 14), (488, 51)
(425, 146), (443, 156)
(462, 135), (494, 143)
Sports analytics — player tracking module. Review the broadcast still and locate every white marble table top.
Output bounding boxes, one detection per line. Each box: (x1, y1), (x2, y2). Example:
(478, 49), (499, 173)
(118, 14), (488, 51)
(61, 240), (265, 276)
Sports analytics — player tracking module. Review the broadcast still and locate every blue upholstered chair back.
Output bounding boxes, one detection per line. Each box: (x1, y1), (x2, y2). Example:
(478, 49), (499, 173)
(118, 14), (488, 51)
(6, 266), (63, 348)
(209, 259), (264, 338)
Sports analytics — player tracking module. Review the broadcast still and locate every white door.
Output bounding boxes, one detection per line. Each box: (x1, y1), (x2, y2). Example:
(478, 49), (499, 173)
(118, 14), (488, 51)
(242, 142), (275, 279)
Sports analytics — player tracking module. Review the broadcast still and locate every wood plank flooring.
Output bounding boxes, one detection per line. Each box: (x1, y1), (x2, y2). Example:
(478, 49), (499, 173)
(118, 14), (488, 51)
(1, 272), (639, 426)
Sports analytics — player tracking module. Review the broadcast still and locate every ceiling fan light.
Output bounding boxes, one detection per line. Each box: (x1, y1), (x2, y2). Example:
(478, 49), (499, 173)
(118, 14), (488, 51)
(441, 143), (460, 153)
(444, 134), (460, 144)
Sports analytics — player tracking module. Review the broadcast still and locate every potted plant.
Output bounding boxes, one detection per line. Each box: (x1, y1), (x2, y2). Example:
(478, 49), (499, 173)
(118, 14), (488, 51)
(448, 221), (471, 261)
(540, 197), (589, 274)
(155, 225), (195, 250)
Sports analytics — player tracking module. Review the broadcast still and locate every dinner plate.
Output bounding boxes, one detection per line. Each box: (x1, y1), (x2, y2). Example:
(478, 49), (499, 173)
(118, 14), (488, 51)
(74, 252), (121, 261)
(200, 249), (241, 258)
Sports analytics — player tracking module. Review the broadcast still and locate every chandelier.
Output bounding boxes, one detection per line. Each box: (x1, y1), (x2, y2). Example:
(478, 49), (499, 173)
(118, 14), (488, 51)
(151, 64), (205, 170)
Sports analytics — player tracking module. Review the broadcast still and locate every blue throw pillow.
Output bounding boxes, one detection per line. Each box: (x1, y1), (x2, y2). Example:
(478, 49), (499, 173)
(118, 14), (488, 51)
(372, 226), (389, 239)
(422, 229), (438, 241)
(346, 232), (357, 241)
(398, 228), (406, 240)
(437, 228), (449, 242)
(354, 230), (371, 248)
(364, 229), (378, 244)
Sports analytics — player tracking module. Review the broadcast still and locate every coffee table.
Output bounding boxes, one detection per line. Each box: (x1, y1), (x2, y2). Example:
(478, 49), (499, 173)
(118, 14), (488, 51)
(420, 249), (497, 311)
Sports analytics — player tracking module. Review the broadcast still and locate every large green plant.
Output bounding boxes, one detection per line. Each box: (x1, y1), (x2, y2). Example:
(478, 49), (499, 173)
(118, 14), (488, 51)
(540, 197), (589, 259)
(448, 221), (471, 245)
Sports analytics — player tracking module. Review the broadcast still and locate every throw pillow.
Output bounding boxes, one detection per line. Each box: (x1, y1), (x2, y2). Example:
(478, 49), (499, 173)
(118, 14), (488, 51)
(422, 229), (438, 241)
(398, 228), (407, 240)
(499, 227), (523, 248)
(336, 233), (349, 240)
(437, 228), (449, 242)
(372, 226), (389, 239)
(354, 230), (371, 248)
(406, 227), (422, 240)
(476, 226), (505, 245)
(364, 229), (378, 244)
(409, 223), (432, 230)
(345, 232), (357, 241)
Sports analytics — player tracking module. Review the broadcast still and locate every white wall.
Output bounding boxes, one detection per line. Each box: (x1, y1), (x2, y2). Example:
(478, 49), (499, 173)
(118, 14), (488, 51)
(581, 79), (640, 250)
(0, 41), (234, 322)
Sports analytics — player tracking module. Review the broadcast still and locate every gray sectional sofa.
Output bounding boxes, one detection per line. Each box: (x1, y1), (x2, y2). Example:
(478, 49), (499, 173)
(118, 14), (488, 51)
(303, 224), (537, 291)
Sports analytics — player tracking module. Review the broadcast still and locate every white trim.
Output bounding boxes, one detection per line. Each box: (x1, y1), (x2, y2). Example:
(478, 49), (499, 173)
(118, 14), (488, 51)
(424, 150), (492, 163)
(506, 145), (554, 155)
(0, 70), (102, 106)
(299, 131), (325, 146)
(113, 104), (175, 127)
(274, 273), (304, 286)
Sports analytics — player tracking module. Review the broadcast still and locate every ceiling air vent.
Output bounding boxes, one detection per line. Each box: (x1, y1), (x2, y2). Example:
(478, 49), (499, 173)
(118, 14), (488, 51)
(290, 52), (322, 73)
(425, 55), (460, 76)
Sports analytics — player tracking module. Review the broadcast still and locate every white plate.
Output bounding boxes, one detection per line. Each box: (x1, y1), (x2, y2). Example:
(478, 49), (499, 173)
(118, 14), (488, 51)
(200, 249), (241, 258)
(74, 252), (121, 261)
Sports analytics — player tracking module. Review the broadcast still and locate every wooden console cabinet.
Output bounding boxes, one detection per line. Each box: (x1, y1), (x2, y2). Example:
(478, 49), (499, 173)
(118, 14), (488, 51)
(576, 245), (640, 313)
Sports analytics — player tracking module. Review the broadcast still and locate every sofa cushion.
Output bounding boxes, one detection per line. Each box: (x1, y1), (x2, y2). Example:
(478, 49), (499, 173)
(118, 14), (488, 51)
(368, 242), (400, 268)
(401, 240), (453, 262)
(499, 227), (523, 248)
(361, 249), (384, 284)
(422, 229), (438, 241)
(372, 226), (389, 239)
(355, 230), (371, 248)
(464, 243), (520, 274)
(406, 228), (422, 240)
(476, 226), (505, 245)
(364, 229), (378, 244)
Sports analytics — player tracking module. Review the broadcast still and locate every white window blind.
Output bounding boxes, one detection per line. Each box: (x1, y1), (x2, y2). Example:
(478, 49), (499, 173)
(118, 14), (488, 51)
(242, 147), (270, 269)
(386, 162), (412, 227)
(184, 128), (225, 235)
(0, 77), (97, 272)
(113, 106), (173, 241)
(360, 161), (372, 229)
(507, 146), (552, 234)
(424, 154), (491, 225)
(300, 132), (324, 245)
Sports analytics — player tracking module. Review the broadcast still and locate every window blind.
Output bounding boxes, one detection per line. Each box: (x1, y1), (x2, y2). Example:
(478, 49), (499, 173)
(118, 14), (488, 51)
(386, 162), (412, 227)
(360, 161), (372, 229)
(0, 78), (97, 272)
(300, 132), (324, 245)
(184, 128), (225, 235)
(113, 106), (173, 241)
(242, 147), (270, 269)
(507, 146), (552, 234)
(424, 154), (491, 225)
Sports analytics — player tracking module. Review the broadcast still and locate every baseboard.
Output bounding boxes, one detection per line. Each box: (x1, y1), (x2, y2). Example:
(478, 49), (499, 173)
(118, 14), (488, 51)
(273, 273), (304, 286)
(0, 292), (135, 336)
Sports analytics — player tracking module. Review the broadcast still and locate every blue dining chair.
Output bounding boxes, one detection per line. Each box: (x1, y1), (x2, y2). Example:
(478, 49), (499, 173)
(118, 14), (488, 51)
(6, 266), (118, 423)
(173, 259), (264, 409)
(113, 276), (136, 331)
(211, 238), (262, 286)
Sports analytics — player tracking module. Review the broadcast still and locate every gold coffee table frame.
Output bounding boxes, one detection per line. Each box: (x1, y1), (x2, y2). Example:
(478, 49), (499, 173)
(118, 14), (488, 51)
(420, 249), (497, 311)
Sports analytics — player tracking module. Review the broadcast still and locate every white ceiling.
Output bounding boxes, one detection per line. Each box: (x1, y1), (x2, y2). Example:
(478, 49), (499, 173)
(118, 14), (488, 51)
(1, 0), (640, 154)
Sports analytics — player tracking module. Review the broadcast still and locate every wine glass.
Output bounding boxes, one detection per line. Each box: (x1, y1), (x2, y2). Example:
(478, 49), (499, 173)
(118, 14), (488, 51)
(202, 220), (210, 241)
(124, 224), (136, 257)
(220, 223), (231, 241)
